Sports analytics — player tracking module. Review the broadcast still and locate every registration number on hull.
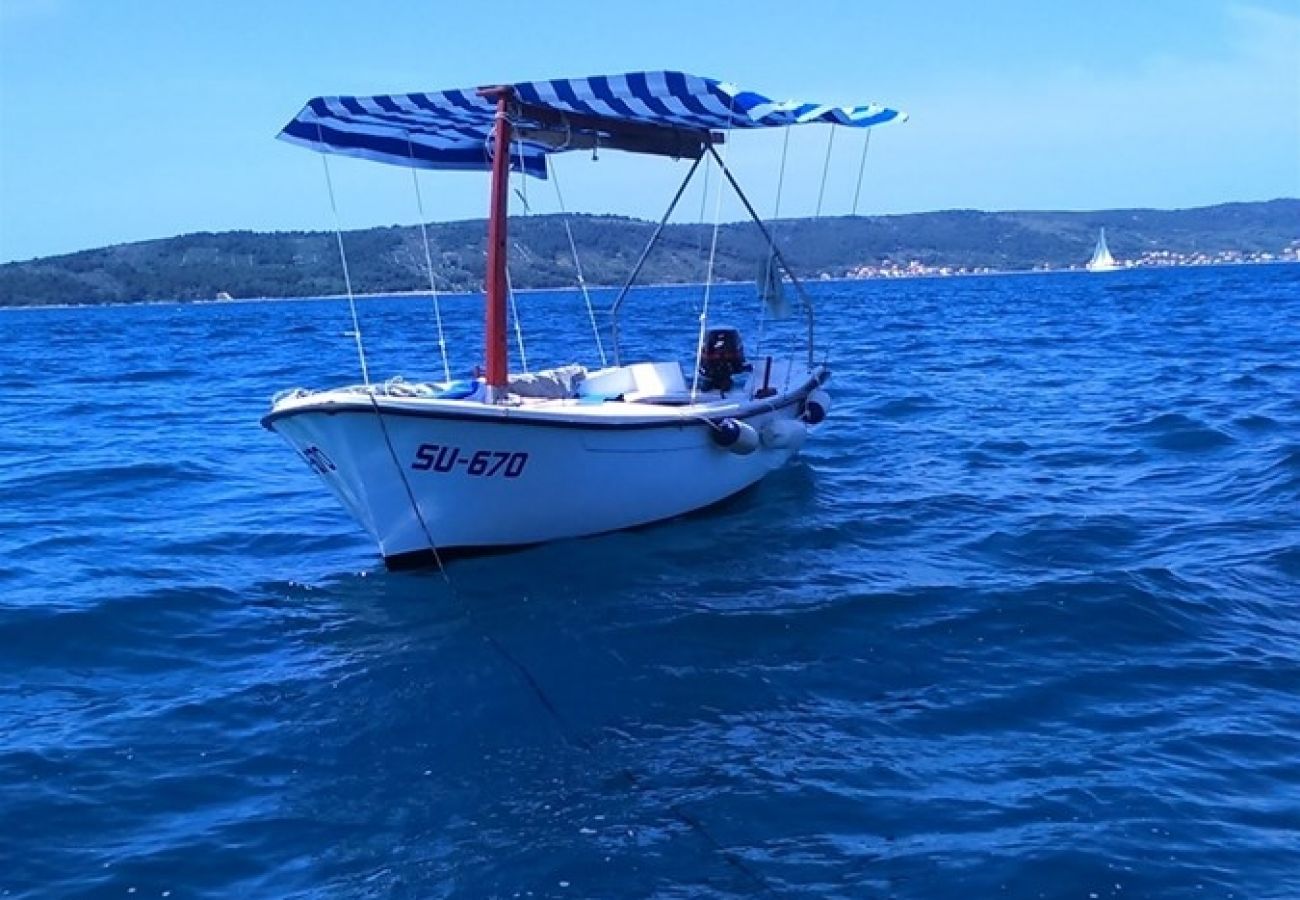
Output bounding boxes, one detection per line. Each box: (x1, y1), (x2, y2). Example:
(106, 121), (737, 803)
(411, 444), (529, 478)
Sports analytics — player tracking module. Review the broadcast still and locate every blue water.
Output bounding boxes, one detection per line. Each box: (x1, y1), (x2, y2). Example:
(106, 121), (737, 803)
(2, 265), (1299, 899)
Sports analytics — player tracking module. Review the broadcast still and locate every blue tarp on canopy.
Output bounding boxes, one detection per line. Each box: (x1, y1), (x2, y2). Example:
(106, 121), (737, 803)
(278, 71), (905, 178)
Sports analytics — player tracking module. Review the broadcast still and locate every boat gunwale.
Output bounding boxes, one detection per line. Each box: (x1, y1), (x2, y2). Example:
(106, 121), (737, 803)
(261, 368), (829, 432)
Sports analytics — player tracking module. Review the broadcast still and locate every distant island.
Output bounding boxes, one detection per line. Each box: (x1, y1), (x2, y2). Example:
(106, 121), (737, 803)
(1, 199), (1296, 307)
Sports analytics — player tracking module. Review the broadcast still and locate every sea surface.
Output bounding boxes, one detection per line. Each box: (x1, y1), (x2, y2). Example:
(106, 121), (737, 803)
(1, 264), (1298, 899)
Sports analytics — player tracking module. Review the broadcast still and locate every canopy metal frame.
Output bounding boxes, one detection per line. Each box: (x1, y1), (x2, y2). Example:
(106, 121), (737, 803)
(607, 144), (817, 369)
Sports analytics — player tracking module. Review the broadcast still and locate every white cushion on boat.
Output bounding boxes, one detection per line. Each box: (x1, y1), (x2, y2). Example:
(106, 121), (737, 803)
(577, 362), (687, 399)
(578, 366), (637, 398)
(630, 362), (687, 395)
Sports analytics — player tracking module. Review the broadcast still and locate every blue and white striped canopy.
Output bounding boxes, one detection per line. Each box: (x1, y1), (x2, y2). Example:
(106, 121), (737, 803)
(279, 71), (906, 179)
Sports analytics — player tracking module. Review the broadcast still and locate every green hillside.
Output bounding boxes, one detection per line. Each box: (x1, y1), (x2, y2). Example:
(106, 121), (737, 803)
(2, 199), (1296, 307)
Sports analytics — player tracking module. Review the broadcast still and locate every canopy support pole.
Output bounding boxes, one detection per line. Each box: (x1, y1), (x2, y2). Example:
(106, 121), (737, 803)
(705, 143), (816, 368)
(483, 90), (513, 400)
(608, 154), (704, 367)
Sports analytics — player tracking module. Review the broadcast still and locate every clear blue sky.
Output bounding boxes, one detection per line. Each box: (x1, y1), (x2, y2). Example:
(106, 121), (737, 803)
(1, 0), (1296, 262)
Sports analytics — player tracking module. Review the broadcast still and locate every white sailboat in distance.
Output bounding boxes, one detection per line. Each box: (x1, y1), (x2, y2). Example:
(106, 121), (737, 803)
(1086, 227), (1119, 272)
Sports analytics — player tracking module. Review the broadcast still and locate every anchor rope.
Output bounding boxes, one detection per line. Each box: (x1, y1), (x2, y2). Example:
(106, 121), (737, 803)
(550, 160), (607, 367)
(427, 572), (775, 895)
(406, 140), (452, 383)
(368, 391), (444, 574)
(316, 126), (370, 386)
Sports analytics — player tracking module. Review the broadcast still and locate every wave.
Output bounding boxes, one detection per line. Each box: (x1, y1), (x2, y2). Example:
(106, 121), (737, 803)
(1107, 412), (1235, 451)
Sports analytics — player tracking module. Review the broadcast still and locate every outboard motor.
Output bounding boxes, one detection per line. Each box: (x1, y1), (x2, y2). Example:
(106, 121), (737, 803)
(698, 327), (750, 393)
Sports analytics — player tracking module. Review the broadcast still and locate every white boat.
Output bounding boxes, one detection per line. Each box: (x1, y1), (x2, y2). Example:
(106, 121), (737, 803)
(1086, 227), (1119, 272)
(261, 72), (904, 568)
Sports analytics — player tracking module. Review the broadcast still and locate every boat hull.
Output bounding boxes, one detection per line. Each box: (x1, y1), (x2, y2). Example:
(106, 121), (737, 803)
(265, 382), (822, 565)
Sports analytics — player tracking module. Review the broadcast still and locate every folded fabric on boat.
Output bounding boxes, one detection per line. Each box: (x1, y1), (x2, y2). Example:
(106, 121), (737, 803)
(508, 364), (587, 399)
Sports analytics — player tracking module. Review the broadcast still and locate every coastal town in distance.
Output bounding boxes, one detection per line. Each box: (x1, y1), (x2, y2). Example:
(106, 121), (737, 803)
(846, 239), (1300, 280)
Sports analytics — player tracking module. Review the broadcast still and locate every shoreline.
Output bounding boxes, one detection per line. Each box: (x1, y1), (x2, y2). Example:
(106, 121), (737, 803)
(1, 258), (1295, 312)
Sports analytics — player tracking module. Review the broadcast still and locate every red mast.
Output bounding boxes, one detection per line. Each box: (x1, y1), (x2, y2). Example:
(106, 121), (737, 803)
(482, 89), (513, 398)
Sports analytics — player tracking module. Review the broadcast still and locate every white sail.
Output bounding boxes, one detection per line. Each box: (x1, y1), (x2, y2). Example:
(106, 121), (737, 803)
(1087, 227), (1118, 272)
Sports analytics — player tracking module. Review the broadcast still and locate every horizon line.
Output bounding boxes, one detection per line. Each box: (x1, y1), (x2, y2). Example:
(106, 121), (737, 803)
(3, 196), (1296, 267)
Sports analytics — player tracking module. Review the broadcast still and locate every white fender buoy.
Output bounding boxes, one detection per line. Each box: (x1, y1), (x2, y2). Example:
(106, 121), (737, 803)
(711, 418), (760, 455)
(803, 389), (831, 425)
(761, 418), (807, 450)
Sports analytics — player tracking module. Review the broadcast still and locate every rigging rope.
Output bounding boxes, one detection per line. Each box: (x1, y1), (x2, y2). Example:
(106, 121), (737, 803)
(506, 137), (531, 374)
(851, 128), (873, 217)
(406, 142), (452, 383)
(317, 130), (370, 386)
(690, 103), (736, 401)
(549, 160), (607, 367)
(695, 151), (712, 299)
(773, 125), (792, 223)
(807, 125), (839, 380)
(814, 125), (836, 219)
(505, 268), (529, 374)
(754, 126), (793, 360)
(314, 136), (442, 574)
